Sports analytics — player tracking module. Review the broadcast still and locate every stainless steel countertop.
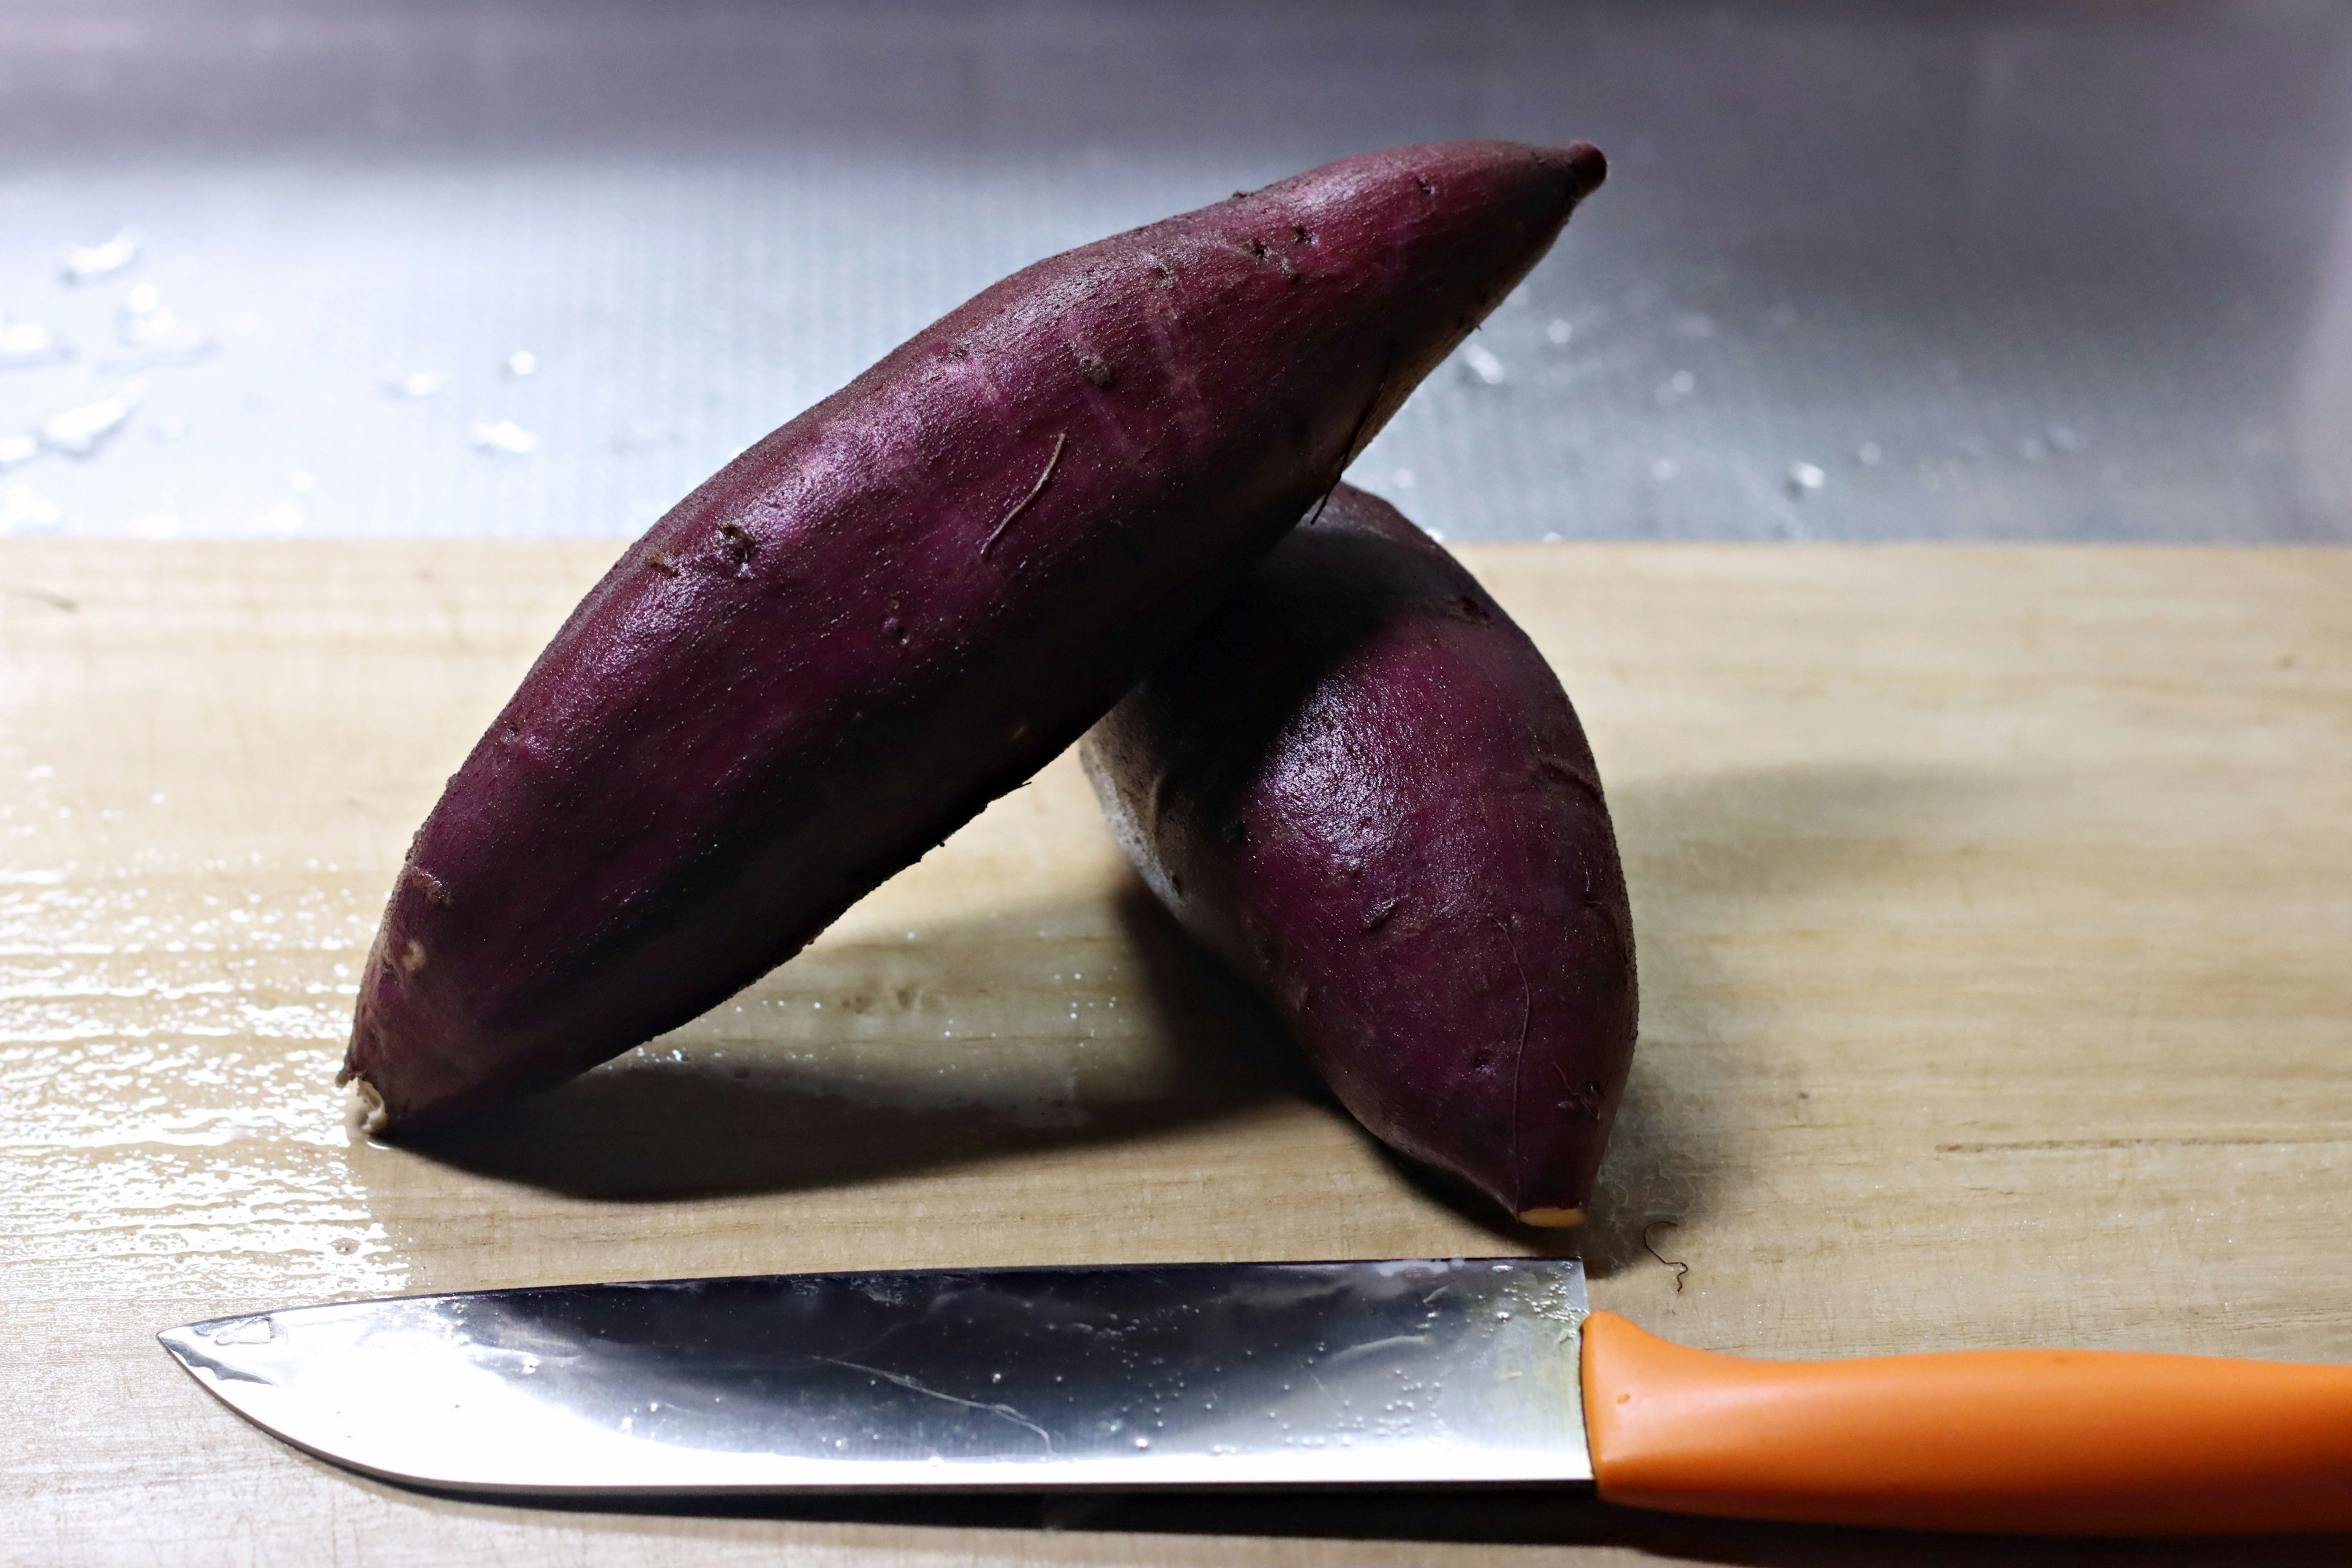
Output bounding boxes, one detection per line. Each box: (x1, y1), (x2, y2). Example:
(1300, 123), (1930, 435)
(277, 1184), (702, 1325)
(2, 0), (2347, 543)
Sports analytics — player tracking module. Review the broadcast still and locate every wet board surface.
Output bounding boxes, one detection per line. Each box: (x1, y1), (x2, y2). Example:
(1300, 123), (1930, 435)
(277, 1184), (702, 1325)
(4, 540), (2348, 1566)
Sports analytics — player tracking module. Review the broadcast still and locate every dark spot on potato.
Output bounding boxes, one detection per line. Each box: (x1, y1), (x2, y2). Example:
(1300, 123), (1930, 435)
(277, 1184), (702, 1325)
(948, 342), (970, 360)
(643, 551), (679, 576)
(1415, 176), (1436, 197)
(1362, 897), (1398, 932)
(717, 521), (758, 576)
(1077, 353), (1115, 388)
(883, 617), (908, 644)
(1447, 594), (1493, 624)
(407, 867), (455, 908)
(1291, 223), (1314, 245)
(1244, 238), (1268, 259)
(1231, 189), (1251, 200)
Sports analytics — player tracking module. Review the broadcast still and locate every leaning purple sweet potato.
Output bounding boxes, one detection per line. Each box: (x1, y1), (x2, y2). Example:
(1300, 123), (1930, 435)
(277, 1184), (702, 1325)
(1080, 484), (1635, 1224)
(345, 140), (1607, 1130)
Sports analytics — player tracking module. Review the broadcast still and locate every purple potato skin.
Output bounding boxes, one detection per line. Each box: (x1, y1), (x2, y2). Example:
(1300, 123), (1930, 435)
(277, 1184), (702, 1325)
(345, 140), (1607, 1130)
(1079, 484), (1635, 1223)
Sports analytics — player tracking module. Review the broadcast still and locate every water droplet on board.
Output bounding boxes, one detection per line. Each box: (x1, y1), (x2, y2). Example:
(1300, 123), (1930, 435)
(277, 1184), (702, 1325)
(469, 421), (537, 456)
(0, 318), (68, 368)
(385, 371), (444, 399)
(59, 229), (140, 283)
(113, 285), (213, 362)
(40, 391), (140, 457)
(1545, 318), (1573, 345)
(1461, 343), (1506, 385)
(0, 484), (60, 532)
(1785, 461), (1826, 496)
(502, 350), (538, 379)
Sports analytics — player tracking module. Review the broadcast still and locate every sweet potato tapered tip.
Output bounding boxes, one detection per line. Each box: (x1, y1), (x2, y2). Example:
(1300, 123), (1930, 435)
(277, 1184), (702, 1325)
(1553, 141), (1609, 202)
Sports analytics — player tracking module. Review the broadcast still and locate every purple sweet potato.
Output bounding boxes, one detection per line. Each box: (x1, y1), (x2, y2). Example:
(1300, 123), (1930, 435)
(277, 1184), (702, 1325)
(344, 140), (1607, 1130)
(1080, 484), (1635, 1224)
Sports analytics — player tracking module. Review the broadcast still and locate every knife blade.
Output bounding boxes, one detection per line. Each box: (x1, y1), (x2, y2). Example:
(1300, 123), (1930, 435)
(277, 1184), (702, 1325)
(162, 1257), (2352, 1536)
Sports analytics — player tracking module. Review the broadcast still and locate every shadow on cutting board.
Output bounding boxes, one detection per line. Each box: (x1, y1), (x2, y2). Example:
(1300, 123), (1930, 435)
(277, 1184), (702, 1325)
(385, 881), (1316, 1201)
(375, 760), (1980, 1261)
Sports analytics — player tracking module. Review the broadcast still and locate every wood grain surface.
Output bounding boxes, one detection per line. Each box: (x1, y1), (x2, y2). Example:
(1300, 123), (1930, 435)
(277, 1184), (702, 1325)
(3, 540), (2347, 1566)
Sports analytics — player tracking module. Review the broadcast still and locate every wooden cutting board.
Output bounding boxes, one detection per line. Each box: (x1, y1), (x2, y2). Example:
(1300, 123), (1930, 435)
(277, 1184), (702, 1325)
(4, 540), (2347, 1567)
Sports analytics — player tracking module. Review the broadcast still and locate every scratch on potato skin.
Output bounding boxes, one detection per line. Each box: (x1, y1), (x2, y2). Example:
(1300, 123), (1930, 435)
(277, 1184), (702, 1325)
(980, 432), (1067, 559)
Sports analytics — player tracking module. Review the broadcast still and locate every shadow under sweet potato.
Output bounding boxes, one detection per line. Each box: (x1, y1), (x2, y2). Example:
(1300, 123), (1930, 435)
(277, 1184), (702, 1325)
(383, 759), (1985, 1246)
(388, 881), (1303, 1201)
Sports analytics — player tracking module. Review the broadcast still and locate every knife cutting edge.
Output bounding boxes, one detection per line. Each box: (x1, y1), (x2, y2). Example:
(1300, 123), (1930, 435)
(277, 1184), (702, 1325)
(160, 1257), (2352, 1536)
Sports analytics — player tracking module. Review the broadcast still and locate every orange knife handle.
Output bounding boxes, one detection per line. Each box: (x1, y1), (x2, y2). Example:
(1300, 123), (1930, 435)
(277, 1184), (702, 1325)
(1580, 1310), (2352, 1536)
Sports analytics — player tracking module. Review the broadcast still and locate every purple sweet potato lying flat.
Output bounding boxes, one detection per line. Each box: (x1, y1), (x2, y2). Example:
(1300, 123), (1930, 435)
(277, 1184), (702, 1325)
(1080, 484), (1635, 1224)
(344, 140), (1607, 1131)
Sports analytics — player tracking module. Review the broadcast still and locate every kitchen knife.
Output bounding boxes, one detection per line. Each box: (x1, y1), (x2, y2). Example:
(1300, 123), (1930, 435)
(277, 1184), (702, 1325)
(160, 1257), (2352, 1536)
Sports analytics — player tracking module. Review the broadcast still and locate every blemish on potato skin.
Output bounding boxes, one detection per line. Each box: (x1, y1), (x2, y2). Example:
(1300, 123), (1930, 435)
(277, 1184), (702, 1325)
(407, 868), (455, 908)
(399, 938), (428, 974)
(1556, 1078), (1607, 1120)
(1077, 353), (1115, 388)
(643, 551), (680, 576)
